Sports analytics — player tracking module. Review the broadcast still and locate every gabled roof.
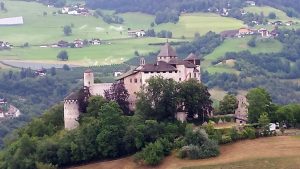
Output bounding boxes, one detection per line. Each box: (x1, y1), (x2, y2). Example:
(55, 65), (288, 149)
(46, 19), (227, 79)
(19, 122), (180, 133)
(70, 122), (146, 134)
(116, 69), (138, 80)
(184, 53), (200, 61)
(169, 58), (197, 68)
(65, 92), (79, 100)
(157, 43), (177, 57)
(141, 61), (177, 72)
(84, 69), (93, 73)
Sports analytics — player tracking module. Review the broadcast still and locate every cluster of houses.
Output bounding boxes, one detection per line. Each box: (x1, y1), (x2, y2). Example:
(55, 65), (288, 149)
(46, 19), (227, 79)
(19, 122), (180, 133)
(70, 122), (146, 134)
(43, 38), (102, 48)
(0, 98), (21, 119)
(221, 27), (278, 38)
(60, 4), (90, 16)
(0, 41), (12, 50)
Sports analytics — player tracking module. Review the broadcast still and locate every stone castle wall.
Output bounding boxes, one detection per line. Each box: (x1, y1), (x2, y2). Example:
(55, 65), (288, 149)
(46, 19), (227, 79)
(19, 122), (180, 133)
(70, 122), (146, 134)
(64, 100), (80, 130)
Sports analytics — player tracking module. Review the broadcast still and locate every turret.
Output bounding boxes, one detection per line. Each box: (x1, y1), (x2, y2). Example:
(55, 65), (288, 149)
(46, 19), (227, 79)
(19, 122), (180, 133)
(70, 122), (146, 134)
(157, 43), (177, 63)
(184, 53), (201, 65)
(64, 92), (80, 130)
(84, 69), (94, 87)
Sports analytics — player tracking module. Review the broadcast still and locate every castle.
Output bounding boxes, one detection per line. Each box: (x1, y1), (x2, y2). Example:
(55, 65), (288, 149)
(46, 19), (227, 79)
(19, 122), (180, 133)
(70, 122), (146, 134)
(64, 43), (201, 130)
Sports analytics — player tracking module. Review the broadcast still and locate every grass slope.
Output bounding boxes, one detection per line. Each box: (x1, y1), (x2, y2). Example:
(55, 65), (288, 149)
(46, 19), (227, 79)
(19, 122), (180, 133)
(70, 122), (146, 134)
(244, 6), (300, 30)
(203, 37), (283, 73)
(244, 6), (299, 22)
(156, 13), (245, 38)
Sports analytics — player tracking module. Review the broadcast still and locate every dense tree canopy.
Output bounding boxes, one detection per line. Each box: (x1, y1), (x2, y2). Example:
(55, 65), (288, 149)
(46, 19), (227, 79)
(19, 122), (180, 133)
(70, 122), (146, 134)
(219, 94), (238, 115)
(246, 88), (272, 123)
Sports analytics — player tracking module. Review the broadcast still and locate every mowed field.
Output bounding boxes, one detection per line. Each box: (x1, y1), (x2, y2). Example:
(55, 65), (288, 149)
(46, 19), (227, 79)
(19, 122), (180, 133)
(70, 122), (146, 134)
(70, 136), (300, 169)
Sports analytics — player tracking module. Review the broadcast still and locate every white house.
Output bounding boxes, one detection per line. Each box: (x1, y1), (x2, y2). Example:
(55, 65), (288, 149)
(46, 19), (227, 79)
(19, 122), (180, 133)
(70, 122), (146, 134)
(128, 30), (146, 37)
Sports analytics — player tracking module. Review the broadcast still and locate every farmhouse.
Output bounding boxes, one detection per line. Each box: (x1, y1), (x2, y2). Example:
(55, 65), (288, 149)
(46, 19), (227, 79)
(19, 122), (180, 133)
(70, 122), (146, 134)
(0, 16), (24, 26)
(0, 99), (21, 119)
(238, 28), (254, 36)
(258, 28), (270, 37)
(73, 39), (84, 48)
(89, 38), (101, 45)
(128, 30), (146, 37)
(0, 41), (12, 49)
(64, 43), (202, 130)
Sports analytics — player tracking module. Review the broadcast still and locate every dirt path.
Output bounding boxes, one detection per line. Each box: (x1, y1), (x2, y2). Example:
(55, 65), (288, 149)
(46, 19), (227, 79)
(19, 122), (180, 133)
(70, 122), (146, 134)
(70, 136), (300, 169)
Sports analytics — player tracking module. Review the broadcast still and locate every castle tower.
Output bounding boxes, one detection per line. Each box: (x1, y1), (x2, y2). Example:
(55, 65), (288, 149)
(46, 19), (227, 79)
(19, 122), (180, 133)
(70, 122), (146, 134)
(64, 92), (80, 130)
(157, 43), (177, 63)
(84, 69), (94, 87)
(184, 53), (201, 81)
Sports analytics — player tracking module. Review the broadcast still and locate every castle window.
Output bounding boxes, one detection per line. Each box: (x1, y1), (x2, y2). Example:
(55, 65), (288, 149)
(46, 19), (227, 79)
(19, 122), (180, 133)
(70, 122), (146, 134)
(175, 71), (178, 73)
(134, 78), (138, 83)
(130, 79), (132, 83)
(189, 73), (192, 78)
(179, 78), (181, 81)
(194, 73), (197, 78)
(140, 79), (142, 83)
(144, 72), (149, 74)
(169, 71), (172, 73)
(163, 71), (166, 73)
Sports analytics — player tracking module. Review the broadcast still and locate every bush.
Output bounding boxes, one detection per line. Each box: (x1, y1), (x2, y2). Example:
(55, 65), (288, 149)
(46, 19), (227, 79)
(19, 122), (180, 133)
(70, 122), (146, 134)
(229, 127), (239, 141)
(140, 141), (164, 165)
(177, 145), (201, 159)
(185, 128), (209, 146)
(157, 138), (172, 156)
(242, 127), (256, 139)
(220, 135), (232, 144)
(199, 140), (220, 158)
(173, 137), (185, 149)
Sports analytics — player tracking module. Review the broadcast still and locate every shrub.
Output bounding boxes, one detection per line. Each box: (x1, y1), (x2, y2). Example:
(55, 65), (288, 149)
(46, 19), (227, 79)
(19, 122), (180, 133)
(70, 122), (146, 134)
(157, 138), (172, 156)
(185, 128), (208, 146)
(229, 127), (239, 141)
(177, 145), (201, 159)
(208, 129), (222, 143)
(242, 127), (256, 139)
(173, 137), (185, 149)
(220, 135), (232, 144)
(140, 141), (164, 165)
(199, 140), (220, 158)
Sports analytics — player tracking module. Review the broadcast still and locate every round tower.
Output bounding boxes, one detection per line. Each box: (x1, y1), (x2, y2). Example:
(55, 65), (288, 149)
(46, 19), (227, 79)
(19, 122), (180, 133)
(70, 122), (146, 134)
(84, 69), (94, 87)
(64, 92), (80, 130)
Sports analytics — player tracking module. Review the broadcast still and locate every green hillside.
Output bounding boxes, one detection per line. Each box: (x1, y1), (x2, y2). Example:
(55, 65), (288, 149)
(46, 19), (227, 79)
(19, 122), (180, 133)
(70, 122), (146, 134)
(0, 0), (246, 66)
(244, 6), (298, 22)
(203, 37), (283, 73)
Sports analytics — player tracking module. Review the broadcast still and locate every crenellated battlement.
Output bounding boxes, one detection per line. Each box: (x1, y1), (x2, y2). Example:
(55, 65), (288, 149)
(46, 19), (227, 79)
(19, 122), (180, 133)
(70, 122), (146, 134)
(64, 99), (78, 104)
